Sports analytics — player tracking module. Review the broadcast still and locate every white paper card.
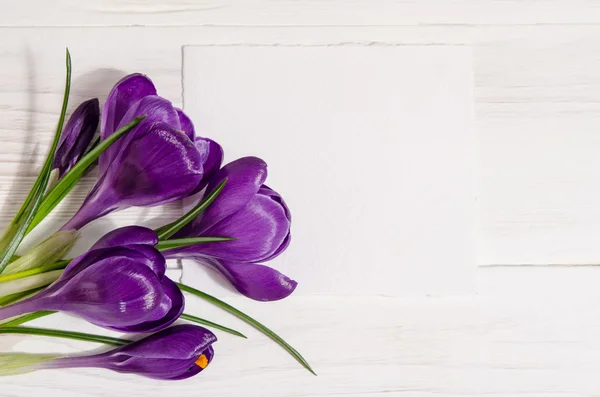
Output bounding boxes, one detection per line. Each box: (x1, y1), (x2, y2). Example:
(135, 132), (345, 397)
(183, 46), (475, 296)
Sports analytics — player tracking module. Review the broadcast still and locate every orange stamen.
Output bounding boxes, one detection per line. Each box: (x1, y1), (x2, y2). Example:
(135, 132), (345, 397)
(195, 354), (208, 369)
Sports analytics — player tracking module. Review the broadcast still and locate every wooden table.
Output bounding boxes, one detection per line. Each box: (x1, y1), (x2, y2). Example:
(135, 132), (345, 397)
(3, 2), (600, 396)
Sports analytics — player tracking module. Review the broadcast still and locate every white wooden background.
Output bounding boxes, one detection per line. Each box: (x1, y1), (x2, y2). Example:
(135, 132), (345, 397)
(2, 1), (600, 396)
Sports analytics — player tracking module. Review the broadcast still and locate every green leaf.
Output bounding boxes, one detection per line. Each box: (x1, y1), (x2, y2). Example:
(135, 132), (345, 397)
(0, 309), (248, 338)
(27, 176), (79, 234)
(0, 311), (55, 327)
(155, 236), (235, 251)
(0, 260), (68, 283)
(0, 49), (72, 274)
(180, 313), (247, 338)
(27, 115), (146, 233)
(14, 51), (72, 222)
(156, 179), (228, 240)
(0, 224), (18, 262)
(176, 282), (316, 375)
(0, 326), (130, 346)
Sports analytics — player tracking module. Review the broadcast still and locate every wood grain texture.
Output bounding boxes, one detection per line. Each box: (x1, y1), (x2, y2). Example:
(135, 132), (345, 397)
(2, 267), (600, 396)
(183, 45), (476, 296)
(2, 0), (600, 27)
(5, 25), (600, 263)
(475, 27), (600, 265)
(2, 2), (600, 395)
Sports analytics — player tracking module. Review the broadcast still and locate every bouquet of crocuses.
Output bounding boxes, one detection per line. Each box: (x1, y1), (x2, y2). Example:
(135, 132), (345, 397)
(0, 50), (313, 380)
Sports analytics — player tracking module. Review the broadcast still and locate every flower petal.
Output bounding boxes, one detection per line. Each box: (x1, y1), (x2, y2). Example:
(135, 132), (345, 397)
(177, 193), (290, 263)
(120, 246), (166, 280)
(100, 95), (181, 173)
(114, 324), (217, 360)
(104, 122), (203, 207)
(176, 108), (195, 141)
(62, 246), (166, 281)
(59, 248), (112, 280)
(101, 74), (156, 139)
(63, 122), (205, 231)
(192, 137), (224, 194)
(180, 157), (267, 236)
(115, 96), (180, 133)
(106, 356), (199, 380)
(262, 232), (291, 262)
(197, 258), (297, 302)
(42, 258), (166, 329)
(174, 108), (224, 194)
(90, 226), (158, 250)
(110, 277), (184, 333)
(166, 346), (214, 380)
(259, 185), (291, 222)
(257, 186), (292, 261)
(53, 98), (99, 177)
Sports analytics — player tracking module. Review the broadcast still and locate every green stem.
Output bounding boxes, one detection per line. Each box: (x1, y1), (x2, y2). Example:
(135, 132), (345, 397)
(27, 115), (146, 233)
(155, 237), (235, 251)
(0, 311), (55, 327)
(0, 326), (130, 346)
(28, 177), (79, 234)
(0, 49), (72, 274)
(156, 179), (228, 240)
(176, 282), (316, 375)
(0, 308), (248, 340)
(14, 50), (72, 222)
(180, 313), (247, 338)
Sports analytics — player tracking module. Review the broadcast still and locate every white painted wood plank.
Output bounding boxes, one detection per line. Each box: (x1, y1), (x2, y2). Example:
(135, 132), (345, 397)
(475, 29), (600, 265)
(3, 0), (600, 27)
(3, 267), (600, 396)
(2, 13), (600, 397)
(1, 25), (459, 239)
(183, 45), (476, 296)
(1, 25), (473, 260)
(3, 25), (600, 263)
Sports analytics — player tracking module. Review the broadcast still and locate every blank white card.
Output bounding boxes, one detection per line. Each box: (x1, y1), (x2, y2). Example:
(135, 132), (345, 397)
(183, 46), (475, 296)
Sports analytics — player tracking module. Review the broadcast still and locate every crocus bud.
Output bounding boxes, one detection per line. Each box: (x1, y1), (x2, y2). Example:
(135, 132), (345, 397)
(0, 325), (216, 380)
(0, 227), (183, 333)
(165, 157), (296, 302)
(53, 98), (99, 178)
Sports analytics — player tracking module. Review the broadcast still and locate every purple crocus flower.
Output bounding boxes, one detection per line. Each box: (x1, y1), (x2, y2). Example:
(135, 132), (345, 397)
(53, 98), (99, 178)
(165, 157), (296, 302)
(2, 325), (216, 380)
(60, 119), (204, 231)
(0, 227), (183, 333)
(60, 74), (223, 231)
(100, 73), (222, 191)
